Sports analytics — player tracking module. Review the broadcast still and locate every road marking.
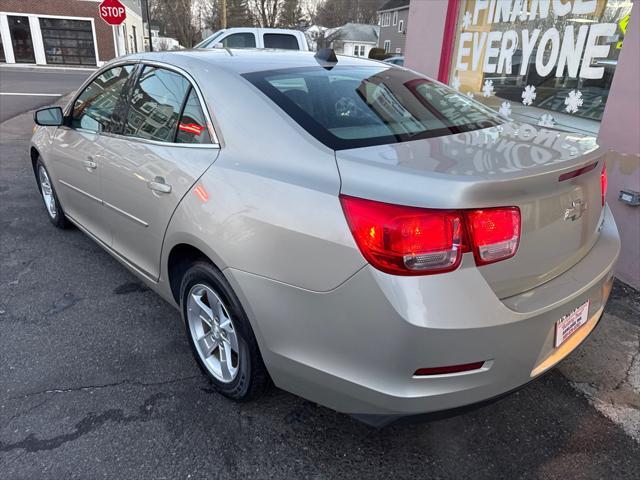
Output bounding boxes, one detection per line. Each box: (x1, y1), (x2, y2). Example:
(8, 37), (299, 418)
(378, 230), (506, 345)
(0, 92), (62, 97)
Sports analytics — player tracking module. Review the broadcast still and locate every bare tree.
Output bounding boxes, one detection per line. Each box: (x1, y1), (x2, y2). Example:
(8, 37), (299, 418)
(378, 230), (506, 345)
(250, 0), (282, 27)
(149, 0), (201, 47)
(203, 0), (255, 30)
(314, 0), (384, 27)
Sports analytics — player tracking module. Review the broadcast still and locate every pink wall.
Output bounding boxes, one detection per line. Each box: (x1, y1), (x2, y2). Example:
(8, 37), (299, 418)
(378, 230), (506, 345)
(598, 4), (640, 289)
(404, 0), (449, 78)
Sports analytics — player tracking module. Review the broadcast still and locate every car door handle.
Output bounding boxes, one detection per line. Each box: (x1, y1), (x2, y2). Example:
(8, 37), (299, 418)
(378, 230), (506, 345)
(147, 178), (172, 194)
(82, 158), (97, 170)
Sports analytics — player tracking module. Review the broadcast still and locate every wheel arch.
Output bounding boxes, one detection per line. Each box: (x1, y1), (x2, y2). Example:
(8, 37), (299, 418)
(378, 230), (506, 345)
(167, 243), (218, 304)
(30, 146), (40, 177)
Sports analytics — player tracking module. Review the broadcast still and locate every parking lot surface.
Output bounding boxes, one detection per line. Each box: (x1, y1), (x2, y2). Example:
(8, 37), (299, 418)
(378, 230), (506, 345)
(0, 66), (92, 122)
(1, 99), (639, 479)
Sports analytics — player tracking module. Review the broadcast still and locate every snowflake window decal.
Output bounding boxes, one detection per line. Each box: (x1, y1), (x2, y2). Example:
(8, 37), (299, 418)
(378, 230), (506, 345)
(521, 85), (536, 106)
(451, 76), (461, 91)
(482, 79), (494, 98)
(564, 90), (583, 114)
(538, 113), (556, 128)
(499, 101), (512, 119)
(462, 11), (472, 29)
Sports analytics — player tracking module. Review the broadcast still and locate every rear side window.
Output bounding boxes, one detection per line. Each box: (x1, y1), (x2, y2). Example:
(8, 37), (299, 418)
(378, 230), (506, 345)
(243, 66), (502, 150)
(176, 88), (212, 144)
(263, 34), (299, 50)
(222, 33), (256, 48)
(124, 66), (190, 142)
(71, 65), (134, 133)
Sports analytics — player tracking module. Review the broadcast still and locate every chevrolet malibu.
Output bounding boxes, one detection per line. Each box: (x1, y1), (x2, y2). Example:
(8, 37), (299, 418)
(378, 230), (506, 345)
(30, 49), (620, 424)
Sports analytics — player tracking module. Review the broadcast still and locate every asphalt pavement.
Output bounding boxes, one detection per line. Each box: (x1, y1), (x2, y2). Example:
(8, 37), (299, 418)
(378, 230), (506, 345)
(0, 66), (93, 122)
(0, 79), (639, 479)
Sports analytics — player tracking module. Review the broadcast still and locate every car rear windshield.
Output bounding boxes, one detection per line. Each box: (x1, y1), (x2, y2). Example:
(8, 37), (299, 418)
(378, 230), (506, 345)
(243, 66), (503, 150)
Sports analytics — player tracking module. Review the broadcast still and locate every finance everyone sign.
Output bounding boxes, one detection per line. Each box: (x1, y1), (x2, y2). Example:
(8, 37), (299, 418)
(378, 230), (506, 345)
(455, 0), (617, 80)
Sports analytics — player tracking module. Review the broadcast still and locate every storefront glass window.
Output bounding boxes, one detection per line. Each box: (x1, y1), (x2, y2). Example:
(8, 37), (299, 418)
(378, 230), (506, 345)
(448, 0), (633, 133)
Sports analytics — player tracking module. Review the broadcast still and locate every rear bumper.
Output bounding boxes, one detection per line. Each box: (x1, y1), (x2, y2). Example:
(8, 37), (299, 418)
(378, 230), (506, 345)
(225, 205), (620, 417)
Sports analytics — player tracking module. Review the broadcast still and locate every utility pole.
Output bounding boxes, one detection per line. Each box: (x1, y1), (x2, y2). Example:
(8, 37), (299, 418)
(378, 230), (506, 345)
(145, 0), (153, 52)
(221, 0), (227, 29)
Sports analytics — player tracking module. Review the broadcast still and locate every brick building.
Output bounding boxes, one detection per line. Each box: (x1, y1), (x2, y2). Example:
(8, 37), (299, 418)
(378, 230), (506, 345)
(0, 0), (144, 67)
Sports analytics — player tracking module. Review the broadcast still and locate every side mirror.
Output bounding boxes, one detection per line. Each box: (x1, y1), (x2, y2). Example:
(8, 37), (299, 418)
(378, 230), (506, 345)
(213, 42), (224, 49)
(34, 107), (64, 127)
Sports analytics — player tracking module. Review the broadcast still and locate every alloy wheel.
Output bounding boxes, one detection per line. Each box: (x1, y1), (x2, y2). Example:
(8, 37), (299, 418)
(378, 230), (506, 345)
(38, 166), (57, 219)
(187, 284), (240, 383)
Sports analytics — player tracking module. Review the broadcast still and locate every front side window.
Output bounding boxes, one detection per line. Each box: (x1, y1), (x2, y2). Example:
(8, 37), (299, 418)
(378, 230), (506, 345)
(196, 30), (224, 48)
(243, 66), (501, 150)
(71, 65), (134, 132)
(176, 88), (212, 144)
(222, 33), (256, 48)
(124, 66), (190, 142)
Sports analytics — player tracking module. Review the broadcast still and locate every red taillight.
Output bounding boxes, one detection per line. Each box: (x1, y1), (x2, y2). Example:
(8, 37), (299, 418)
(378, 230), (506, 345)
(340, 195), (520, 275)
(465, 207), (521, 266)
(601, 162), (607, 207)
(340, 195), (467, 275)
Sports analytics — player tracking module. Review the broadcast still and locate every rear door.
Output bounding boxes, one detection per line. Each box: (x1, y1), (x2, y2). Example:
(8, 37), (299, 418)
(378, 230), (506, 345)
(51, 64), (135, 244)
(98, 65), (219, 280)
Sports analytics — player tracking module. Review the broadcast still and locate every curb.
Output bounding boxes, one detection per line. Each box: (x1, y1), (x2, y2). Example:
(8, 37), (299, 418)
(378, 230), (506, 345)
(0, 64), (98, 73)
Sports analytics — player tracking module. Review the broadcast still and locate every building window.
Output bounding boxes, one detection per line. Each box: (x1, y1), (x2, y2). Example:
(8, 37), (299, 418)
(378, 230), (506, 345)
(353, 45), (366, 57)
(39, 18), (96, 66)
(392, 11), (398, 26)
(0, 40), (5, 62)
(398, 19), (404, 33)
(122, 24), (128, 53)
(132, 25), (138, 52)
(383, 40), (391, 53)
(448, 0), (632, 130)
(381, 13), (391, 27)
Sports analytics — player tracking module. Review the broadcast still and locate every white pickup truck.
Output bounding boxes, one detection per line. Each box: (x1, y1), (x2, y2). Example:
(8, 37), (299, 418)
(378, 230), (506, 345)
(196, 28), (309, 51)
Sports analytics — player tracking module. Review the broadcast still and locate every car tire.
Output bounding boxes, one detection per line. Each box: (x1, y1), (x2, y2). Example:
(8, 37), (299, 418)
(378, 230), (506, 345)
(35, 157), (70, 229)
(180, 261), (269, 401)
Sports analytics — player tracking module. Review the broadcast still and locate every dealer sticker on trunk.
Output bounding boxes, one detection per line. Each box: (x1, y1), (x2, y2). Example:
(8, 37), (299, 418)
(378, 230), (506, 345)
(555, 300), (590, 348)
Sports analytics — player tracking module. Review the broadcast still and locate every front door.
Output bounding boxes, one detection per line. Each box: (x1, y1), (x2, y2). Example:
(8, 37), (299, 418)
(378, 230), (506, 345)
(50, 64), (136, 244)
(98, 66), (219, 280)
(8, 16), (35, 63)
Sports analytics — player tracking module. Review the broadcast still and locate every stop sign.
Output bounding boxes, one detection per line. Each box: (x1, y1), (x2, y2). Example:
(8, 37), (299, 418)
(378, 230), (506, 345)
(99, 0), (127, 26)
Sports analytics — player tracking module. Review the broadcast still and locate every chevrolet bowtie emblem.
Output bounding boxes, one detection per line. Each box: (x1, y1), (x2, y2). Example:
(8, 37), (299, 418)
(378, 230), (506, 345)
(564, 199), (587, 221)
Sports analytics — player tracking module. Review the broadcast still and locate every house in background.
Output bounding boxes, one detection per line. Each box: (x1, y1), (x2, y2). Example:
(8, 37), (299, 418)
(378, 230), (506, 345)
(149, 23), (181, 51)
(305, 25), (328, 51)
(377, 0), (410, 55)
(324, 23), (379, 57)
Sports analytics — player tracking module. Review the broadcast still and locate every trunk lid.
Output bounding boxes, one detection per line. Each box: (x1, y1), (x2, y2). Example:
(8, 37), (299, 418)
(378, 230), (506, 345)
(335, 122), (606, 298)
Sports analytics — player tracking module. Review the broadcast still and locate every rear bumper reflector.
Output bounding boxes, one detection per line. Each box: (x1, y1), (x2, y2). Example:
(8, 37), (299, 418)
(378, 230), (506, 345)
(414, 361), (486, 376)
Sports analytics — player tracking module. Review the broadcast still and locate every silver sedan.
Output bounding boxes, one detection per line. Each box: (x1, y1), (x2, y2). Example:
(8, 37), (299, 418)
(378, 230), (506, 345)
(30, 49), (620, 424)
